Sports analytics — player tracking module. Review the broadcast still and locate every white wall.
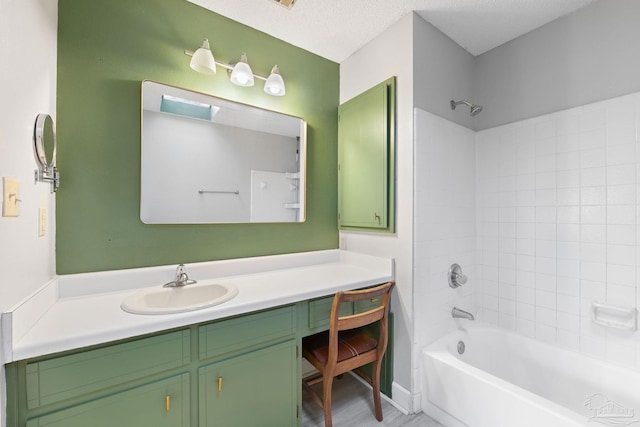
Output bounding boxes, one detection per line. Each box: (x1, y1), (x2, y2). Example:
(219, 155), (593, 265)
(474, 0), (640, 130)
(339, 12), (415, 408)
(413, 108), (477, 357)
(476, 93), (640, 369)
(0, 0), (58, 424)
(340, 12), (476, 411)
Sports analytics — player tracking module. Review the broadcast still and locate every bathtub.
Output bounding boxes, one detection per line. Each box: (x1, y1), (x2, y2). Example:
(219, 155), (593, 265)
(421, 326), (640, 427)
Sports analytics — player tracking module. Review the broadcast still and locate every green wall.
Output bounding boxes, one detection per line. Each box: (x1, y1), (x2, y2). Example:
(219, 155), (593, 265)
(57, 0), (339, 274)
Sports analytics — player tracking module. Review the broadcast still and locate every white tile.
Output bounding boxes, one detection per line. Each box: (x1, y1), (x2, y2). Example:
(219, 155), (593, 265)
(535, 121), (557, 141)
(606, 282), (636, 305)
(557, 259), (580, 278)
(536, 306), (557, 327)
(607, 184), (636, 205)
(606, 121), (636, 146)
(607, 224), (636, 245)
(580, 148), (606, 168)
(581, 280), (606, 301)
(536, 240), (556, 257)
(558, 224), (580, 242)
(581, 224), (606, 243)
(536, 273), (557, 292)
(558, 206), (580, 224)
(580, 128), (606, 149)
(517, 255), (536, 271)
(517, 222), (535, 239)
(580, 109), (606, 133)
(557, 169), (580, 188)
(536, 189), (557, 206)
(536, 154), (557, 173)
(607, 164), (636, 186)
(517, 190), (536, 206)
(517, 238), (536, 256)
(536, 290), (556, 309)
(581, 167), (606, 187)
(607, 205), (636, 225)
(557, 276), (580, 296)
(536, 206), (556, 223)
(557, 311), (580, 332)
(557, 294), (580, 316)
(581, 262), (607, 282)
(499, 297), (517, 315)
(499, 268), (516, 285)
(516, 285), (535, 304)
(557, 188), (579, 206)
(606, 144), (636, 166)
(517, 206), (536, 222)
(581, 243), (606, 262)
(606, 339), (637, 368)
(607, 244), (636, 266)
(536, 256), (557, 275)
(557, 151), (580, 171)
(535, 171), (557, 190)
(517, 302), (536, 320)
(581, 206), (606, 224)
(580, 187), (606, 206)
(535, 223), (556, 240)
(557, 241), (580, 260)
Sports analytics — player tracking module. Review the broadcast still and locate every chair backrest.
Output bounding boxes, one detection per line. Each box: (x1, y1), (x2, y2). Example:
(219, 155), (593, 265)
(328, 281), (395, 364)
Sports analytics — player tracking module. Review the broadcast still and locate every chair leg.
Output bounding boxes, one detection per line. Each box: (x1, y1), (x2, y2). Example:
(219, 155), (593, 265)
(322, 374), (334, 427)
(371, 361), (383, 421)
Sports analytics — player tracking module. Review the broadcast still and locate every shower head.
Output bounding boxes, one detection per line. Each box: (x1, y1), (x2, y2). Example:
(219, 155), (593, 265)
(450, 100), (483, 116)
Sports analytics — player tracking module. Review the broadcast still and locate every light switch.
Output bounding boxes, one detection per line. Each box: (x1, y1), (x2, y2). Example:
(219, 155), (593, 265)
(39, 208), (46, 237)
(2, 177), (20, 217)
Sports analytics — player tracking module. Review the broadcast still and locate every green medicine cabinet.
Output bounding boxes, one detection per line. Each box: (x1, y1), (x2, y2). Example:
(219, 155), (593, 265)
(338, 77), (396, 232)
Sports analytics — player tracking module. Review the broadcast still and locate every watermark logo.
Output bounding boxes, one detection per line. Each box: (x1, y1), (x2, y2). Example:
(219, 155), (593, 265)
(585, 393), (638, 426)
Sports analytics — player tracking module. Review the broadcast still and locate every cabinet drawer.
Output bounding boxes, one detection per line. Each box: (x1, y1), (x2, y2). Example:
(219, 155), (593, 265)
(354, 295), (383, 313)
(26, 373), (190, 427)
(26, 330), (190, 410)
(307, 295), (353, 330)
(199, 305), (296, 360)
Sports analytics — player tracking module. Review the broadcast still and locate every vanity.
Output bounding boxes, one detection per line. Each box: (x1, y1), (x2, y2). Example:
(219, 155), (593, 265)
(3, 250), (394, 427)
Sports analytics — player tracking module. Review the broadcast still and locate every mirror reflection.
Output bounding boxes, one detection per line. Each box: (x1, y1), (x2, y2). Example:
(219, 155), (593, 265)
(141, 81), (306, 224)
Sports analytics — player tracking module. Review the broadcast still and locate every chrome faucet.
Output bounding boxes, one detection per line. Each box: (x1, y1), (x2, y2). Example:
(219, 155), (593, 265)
(452, 307), (474, 320)
(163, 264), (197, 288)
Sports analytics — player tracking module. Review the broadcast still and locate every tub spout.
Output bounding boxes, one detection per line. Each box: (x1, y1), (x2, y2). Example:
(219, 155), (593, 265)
(452, 307), (474, 320)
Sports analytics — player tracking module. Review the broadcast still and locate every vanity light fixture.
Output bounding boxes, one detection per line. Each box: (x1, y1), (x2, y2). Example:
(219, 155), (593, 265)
(185, 39), (286, 96)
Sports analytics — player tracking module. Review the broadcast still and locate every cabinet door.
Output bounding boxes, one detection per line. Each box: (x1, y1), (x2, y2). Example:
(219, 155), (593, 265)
(26, 374), (190, 427)
(199, 340), (297, 427)
(338, 77), (395, 231)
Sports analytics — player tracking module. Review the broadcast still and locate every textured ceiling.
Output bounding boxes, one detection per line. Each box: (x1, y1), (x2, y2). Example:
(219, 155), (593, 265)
(187, 0), (598, 62)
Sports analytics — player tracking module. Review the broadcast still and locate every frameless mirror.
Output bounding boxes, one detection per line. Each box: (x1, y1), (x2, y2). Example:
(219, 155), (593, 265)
(141, 81), (306, 224)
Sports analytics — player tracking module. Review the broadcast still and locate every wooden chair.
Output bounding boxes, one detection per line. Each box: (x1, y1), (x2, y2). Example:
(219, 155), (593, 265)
(301, 281), (395, 427)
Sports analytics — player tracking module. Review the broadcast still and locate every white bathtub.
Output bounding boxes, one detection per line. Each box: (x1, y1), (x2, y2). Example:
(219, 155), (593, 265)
(421, 326), (640, 427)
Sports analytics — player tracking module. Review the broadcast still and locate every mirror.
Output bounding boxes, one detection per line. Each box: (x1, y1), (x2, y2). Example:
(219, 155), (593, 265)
(141, 81), (306, 224)
(33, 113), (60, 192)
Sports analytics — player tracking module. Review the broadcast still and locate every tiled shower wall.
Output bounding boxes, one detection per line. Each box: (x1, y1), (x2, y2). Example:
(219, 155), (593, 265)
(414, 108), (477, 356)
(476, 93), (640, 370)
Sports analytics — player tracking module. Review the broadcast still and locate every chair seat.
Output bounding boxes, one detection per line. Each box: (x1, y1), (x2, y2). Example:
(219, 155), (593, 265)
(303, 328), (378, 366)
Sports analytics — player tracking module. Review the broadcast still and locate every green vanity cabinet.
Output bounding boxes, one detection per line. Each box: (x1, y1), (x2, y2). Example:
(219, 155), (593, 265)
(338, 77), (396, 232)
(199, 340), (297, 427)
(25, 374), (190, 427)
(6, 306), (300, 427)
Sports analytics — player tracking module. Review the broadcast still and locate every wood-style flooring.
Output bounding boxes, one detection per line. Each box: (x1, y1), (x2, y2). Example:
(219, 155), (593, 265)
(301, 373), (444, 427)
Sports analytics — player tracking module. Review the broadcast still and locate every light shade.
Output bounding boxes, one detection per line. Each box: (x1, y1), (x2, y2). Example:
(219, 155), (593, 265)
(190, 39), (216, 75)
(230, 53), (255, 87)
(264, 65), (286, 96)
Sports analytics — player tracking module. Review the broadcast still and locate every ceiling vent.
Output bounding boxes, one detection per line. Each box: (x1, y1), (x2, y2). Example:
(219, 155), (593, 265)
(271, 0), (296, 9)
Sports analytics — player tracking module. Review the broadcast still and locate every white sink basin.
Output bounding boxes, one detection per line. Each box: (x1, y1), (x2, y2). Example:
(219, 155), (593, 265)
(121, 282), (239, 314)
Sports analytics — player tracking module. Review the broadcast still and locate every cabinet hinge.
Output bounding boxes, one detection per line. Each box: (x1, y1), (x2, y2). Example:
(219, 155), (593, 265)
(296, 345), (299, 359)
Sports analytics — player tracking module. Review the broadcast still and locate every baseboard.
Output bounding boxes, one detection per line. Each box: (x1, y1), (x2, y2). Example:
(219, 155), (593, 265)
(421, 399), (466, 427)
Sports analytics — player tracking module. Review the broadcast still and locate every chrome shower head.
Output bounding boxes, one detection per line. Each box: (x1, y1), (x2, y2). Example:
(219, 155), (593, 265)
(450, 100), (483, 117)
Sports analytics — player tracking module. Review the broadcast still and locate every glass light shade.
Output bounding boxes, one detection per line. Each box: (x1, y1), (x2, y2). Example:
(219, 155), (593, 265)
(230, 53), (255, 87)
(190, 39), (216, 75)
(264, 65), (286, 96)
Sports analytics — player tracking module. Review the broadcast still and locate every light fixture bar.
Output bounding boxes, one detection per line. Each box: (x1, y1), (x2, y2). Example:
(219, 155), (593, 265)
(184, 50), (268, 80)
(184, 47), (284, 96)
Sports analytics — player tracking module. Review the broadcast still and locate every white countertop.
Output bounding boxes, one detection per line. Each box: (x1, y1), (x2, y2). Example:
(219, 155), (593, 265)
(2, 250), (393, 362)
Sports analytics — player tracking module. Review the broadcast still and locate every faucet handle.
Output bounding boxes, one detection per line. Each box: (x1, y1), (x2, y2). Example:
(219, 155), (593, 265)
(448, 263), (467, 288)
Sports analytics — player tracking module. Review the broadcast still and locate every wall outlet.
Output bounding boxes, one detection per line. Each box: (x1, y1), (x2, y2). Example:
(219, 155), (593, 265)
(2, 177), (20, 217)
(39, 208), (46, 237)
